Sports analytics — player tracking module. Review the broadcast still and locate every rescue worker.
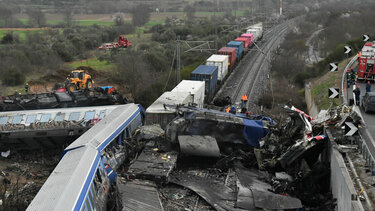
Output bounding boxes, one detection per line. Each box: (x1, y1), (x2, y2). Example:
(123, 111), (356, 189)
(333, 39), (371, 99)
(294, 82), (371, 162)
(229, 106), (236, 114)
(225, 107), (231, 113)
(241, 94), (248, 108)
(353, 85), (361, 106)
(350, 68), (356, 84)
(25, 83), (29, 94)
(366, 81), (371, 93)
(346, 71), (351, 88)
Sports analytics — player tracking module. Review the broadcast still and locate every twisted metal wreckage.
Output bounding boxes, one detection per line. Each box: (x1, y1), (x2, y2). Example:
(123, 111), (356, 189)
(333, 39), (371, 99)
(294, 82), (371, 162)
(114, 104), (360, 210)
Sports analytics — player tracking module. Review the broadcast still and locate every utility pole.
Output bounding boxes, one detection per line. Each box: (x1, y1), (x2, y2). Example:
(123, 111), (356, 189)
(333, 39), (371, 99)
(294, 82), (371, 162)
(175, 38), (216, 84)
(176, 36), (181, 84)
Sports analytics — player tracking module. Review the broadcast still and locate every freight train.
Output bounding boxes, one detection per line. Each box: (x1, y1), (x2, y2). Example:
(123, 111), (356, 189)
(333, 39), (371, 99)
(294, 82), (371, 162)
(145, 22), (264, 128)
(191, 22), (263, 100)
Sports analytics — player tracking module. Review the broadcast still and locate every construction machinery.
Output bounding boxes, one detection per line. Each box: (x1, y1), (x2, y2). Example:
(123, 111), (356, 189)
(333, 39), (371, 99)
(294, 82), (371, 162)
(65, 70), (94, 92)
(98, 35), (132, 50)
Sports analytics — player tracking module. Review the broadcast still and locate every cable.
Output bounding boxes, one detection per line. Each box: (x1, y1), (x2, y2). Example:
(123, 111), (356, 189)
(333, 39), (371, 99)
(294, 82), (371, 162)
(163, 49), (177, 92)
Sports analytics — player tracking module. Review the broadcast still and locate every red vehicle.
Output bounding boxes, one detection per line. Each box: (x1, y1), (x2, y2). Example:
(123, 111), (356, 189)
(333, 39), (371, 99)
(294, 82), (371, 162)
(357, 42), (375, 80)
(117, 35), (132, 48)
(98, 35), (132, 50)
(218, 47), (237, 69)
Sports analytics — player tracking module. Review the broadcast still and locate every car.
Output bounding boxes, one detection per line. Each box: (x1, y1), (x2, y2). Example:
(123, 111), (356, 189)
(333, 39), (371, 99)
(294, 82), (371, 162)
(361, 92), (375, 113)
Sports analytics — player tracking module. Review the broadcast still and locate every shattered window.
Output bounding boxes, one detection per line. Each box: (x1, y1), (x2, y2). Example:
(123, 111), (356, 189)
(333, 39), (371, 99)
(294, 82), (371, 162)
(0, 117), (8, 125)
(26, 115), (37, 124)
(99, 110), (106, 119)
(12, 115), (23, 124)
(84, 111), (95, 120)
(40, 114), (51, 123)
(55, 114), (65, 122)
(69, 112), (81, 121)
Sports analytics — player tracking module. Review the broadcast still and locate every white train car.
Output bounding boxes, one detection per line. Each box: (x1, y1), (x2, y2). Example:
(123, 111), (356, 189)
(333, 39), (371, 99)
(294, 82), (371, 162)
(145, 91), (194, 129)
(206, 55), (229, 82)
(171, 80), (205, 108)
(27, 103), (144, 211)
(246, 22), (263, 42)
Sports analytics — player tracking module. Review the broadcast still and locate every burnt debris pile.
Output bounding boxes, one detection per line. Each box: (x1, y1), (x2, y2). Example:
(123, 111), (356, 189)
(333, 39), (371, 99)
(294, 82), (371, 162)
(114, 105), (349, 210)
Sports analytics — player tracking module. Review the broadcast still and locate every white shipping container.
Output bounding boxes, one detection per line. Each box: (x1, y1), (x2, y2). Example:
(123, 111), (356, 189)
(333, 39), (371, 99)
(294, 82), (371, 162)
(206, 55), (229, 81)
(247, 22), (263, 41)
(172, 80), (205, 108)
(145, 91), (193, 128)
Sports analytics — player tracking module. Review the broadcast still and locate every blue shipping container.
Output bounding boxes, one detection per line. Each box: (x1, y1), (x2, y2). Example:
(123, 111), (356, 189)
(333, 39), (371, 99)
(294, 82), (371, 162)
(227, 41), (243, 60)
(190, 65), (218, 99)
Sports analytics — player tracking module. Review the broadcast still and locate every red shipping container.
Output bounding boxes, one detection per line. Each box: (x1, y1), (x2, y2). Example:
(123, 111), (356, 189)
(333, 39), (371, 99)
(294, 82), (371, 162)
(241, 33), (254, 47)
(218, 47), (237, 69)
(235, 37), (250, 49)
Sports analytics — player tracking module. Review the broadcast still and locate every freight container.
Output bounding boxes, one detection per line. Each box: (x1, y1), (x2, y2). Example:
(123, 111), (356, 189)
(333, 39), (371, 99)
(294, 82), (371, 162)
(171, 80), (205, 108)
(235, 37), (250, 50)
(227, 41), (243, 60)
(241, 33), (254, 47)
(190, 65), (218, 100)
(206, 55), (229, 81)
(146, 91), (193, 129)
(246, 22), (263, 41)
(218, 47), (236, 69)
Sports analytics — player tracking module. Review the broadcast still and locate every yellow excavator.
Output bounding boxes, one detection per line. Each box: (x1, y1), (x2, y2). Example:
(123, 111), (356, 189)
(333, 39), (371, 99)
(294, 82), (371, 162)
(65, 70), (94, 92)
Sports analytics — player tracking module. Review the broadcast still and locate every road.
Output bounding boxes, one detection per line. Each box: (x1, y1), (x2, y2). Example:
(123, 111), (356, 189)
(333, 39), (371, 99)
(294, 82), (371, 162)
(305, 28), (324, 64)
(346, 79), (375, 159)
(215, 20), (294, 112)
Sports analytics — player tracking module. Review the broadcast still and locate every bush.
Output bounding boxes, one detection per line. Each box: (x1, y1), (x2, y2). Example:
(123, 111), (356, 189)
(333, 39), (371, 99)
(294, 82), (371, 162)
(2, 67), (25, 86)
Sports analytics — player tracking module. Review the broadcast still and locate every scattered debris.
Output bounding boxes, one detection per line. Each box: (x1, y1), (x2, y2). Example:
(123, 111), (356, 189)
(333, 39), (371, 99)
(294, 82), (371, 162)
(178, 135), (220, 157)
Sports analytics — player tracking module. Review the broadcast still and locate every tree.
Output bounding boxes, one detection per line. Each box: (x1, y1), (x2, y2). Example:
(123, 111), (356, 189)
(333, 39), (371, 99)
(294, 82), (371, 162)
(131, 4), (150, 27)
(0, 5), (13, 27)
(113, 13), (126, 26)
(63, 6), (74, 27)
(184, 5), (196, 21)
(26, 8), (46, 27)
(2, 66), (25, 86)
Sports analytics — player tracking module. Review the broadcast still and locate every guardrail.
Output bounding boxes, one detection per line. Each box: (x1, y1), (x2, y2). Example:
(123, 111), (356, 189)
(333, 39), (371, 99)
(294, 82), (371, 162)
(341, 55), (375, 180)
(341, 55), (358, 105)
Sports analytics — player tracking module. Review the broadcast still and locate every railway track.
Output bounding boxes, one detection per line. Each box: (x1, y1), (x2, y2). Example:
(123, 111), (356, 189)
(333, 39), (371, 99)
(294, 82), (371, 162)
(215, 20), (292, 111)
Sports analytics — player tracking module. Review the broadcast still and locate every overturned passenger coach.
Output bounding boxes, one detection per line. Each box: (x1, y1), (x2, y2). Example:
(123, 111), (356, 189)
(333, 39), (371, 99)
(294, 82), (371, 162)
(27, 104), (144, 211)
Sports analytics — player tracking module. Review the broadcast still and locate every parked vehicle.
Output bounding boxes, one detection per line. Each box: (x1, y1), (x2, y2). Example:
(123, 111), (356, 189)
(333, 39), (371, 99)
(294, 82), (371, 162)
(357, 42), (375, 81)
(361, 92), (375, 112)
(65, 70), (94, 92)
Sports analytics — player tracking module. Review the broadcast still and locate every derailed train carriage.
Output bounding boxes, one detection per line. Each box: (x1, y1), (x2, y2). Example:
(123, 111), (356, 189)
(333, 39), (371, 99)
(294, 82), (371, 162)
(27, 104), (144, 211)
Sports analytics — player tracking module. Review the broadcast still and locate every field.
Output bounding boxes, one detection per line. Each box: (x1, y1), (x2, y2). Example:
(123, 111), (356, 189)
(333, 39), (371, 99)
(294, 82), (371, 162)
(68, 58), (115, 71)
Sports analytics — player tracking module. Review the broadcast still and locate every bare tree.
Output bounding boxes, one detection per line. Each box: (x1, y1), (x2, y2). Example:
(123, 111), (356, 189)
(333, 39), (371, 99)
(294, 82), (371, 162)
(26, 8), (46, 28)
(0, 5), (14, 27)
(63, 6), (74, 27)
(184, 5), (196, 21)
(131, 4), (151, 27)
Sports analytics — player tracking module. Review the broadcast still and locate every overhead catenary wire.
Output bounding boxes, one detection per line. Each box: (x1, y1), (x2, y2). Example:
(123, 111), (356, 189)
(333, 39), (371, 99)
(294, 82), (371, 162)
(163, 49), (177, 92)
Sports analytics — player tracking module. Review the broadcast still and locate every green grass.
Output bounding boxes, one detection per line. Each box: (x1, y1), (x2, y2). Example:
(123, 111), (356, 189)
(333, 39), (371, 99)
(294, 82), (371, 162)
(76, 20), (114, 26)
(68, 58), (115, 71)
(311, 57), (352, 110)
(0, 29), (45, 42)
